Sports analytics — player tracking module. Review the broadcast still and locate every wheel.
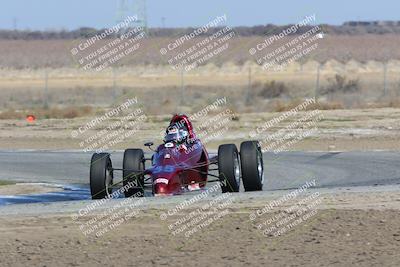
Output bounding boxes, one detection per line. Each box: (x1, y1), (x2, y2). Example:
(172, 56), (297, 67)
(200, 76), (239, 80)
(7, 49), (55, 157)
(240, 141), (264, 191)
(218, 144), (241, 193)
(123, 149), (145, 197)
(90, 153), (113, 199)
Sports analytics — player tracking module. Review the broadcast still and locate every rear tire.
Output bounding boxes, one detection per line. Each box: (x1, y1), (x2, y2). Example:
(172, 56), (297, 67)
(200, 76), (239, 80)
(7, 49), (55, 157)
(90, 153), (113, 199)
(123, 149), (145, 197)
(218, 144), (241, 193)
(240, 141), (264, 191)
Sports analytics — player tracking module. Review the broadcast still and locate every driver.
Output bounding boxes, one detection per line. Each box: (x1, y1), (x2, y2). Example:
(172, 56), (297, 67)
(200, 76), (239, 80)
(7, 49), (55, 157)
(164, 124), (189, 145)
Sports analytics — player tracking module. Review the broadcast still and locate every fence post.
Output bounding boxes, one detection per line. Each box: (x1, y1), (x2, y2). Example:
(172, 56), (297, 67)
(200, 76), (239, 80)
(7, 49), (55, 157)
(180, 68), (185, 105)
(43, 69), (49, 108)
(383, 61), (388, 97)
(246, 67), (252, 105)
(112, 67), (117, 101)
(315, 63), (321, 100)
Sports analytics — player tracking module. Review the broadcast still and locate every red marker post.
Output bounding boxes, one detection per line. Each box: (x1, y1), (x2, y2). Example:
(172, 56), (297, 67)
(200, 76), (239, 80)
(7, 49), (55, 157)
(26, 115), (36, 123)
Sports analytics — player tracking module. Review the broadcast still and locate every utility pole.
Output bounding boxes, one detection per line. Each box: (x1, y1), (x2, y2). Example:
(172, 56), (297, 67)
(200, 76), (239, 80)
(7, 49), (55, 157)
(116, 0), (148, 32)
(12, 17), (17, 31)
(161, 17), (166, 28)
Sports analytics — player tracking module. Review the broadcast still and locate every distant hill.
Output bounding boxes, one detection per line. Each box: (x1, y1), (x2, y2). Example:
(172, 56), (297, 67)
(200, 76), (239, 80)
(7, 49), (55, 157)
(1, 21), (400, 40)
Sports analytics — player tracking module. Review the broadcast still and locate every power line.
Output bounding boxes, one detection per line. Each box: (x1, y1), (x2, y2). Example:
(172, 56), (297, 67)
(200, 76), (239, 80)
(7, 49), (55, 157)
(116, 0), (147, 31)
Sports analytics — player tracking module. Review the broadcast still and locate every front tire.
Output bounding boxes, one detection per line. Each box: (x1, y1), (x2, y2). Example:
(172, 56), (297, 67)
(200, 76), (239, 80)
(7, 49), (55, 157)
(123, 149), (145, 197)
(90, 153), (113, 199)
(240, 141), (264, 191)
(218, 144), (241, 193)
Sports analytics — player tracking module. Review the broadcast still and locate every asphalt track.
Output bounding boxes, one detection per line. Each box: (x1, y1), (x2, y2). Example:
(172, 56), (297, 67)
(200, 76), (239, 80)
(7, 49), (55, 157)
(0, 150), (399, 190)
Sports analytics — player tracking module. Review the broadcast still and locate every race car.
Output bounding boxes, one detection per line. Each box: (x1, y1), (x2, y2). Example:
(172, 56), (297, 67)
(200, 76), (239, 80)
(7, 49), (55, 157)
(89, 114), (264, 199)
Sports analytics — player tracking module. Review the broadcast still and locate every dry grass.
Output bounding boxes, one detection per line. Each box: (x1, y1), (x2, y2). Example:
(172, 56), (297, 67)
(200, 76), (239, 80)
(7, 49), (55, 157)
(1, 81), (400, 117)
(271, 99), (344, 112)
(0, 60), (399, 115)
(362, 98), (400, 109)
(255, 81), (289, 99)
(322, 74), (360, 95)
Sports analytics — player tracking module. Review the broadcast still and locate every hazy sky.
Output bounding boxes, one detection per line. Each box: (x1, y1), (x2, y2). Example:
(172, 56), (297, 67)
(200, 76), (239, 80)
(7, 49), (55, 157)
(0, 0), (398, 30)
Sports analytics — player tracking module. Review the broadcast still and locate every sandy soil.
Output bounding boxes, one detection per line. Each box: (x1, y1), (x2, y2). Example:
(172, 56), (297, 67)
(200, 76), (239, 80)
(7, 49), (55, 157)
(0, 189), (399, 266)
(0, 108), (399, 151)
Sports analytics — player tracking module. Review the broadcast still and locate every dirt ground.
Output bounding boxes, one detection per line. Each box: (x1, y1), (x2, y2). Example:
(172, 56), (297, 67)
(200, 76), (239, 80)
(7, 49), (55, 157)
(0, 108), (398, 151)
(0, 190), (400, 267)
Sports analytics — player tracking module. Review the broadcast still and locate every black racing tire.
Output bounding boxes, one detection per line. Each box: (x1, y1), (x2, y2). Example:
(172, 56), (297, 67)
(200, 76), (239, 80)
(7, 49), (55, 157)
(218, 144), (241, 193)
(240, 141), (264, 191)
(90, 153), (113, 199)
(123, 149), (145, 197)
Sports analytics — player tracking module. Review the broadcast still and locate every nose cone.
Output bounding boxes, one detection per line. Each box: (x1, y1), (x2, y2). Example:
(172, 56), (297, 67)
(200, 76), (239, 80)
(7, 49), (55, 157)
(153, 172), (181, 195)
(154, 183), (169, 195)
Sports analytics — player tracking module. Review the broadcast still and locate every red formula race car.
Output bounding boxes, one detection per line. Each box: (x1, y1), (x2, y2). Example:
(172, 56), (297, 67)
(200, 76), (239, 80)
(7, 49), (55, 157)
(89, 114), (264, 199)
